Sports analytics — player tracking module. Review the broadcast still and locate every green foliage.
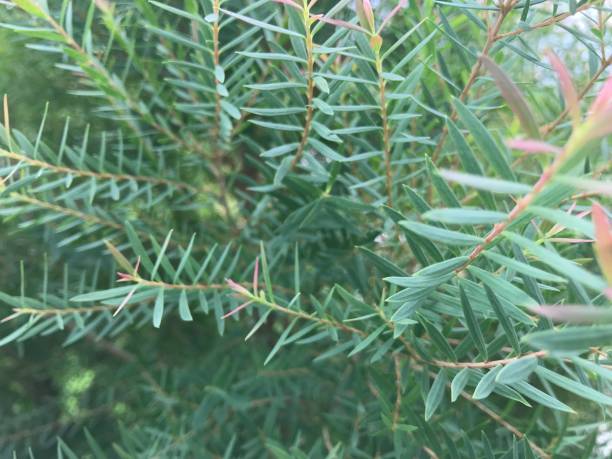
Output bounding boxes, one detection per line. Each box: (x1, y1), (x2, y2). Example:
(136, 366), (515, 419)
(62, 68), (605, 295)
(0, 0), (611, 457)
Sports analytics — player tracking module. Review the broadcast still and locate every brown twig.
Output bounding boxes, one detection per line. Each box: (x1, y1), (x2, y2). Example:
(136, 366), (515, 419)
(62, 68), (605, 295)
(431, 1), (515, 163)
(454, 118), (597, 272)
(392, 353), (403, 430)
(541, 56), (612, 136)
(290, 11), (315, 170)
(494, 2), (595, 41)
(432, 351), (548, 369)
(461, 391), (551, 459)
(376, 52), (394, 206)
(0, 149), (196, 192)
(13, 193), (123, 230)
(210, 0), (236, 225)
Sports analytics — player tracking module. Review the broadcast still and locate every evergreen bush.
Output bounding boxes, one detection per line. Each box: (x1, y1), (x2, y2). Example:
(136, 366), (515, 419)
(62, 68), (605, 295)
(0, 0), (611, 457)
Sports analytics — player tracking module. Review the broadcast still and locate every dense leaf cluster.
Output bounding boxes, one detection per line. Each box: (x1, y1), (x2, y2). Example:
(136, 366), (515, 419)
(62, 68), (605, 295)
(0, 0), (611, 457)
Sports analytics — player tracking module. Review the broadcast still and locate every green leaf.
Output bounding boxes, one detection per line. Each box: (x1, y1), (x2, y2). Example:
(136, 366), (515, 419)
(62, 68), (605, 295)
(496, 357), (538, 384)
(527, 206), (594, 238)
(571, 357), (612, 381)
(308, 138), (346, 162)
(423, 208), (506, 225)
(440, 170), (530, 194)
(249, 120), (303, 131)
(511, 380), (574, 412)
(12, 0), (48, 19)
(504, 231), (607, 291)
(416, 257), (469, 276)
(260, 143), (299, 157)
(0, 320), (34, 347)
(221, 9), (304, 38)
(179, 290), (193, 321)
(245, 82), (306, 91)
(153, 288), (164, 328)
(358, 246), (407, 277)
(313, 98), (334, 115)
(523, 325), (612, 352)
(451, 368), (470, 402)
(536, 366), (612, 406)
(150, 230), (173, 280)
(473, 366), (501, 400)
(480, 55), (540, 139)
(264, 318), (298, 365)
(468, 265), (537, 308)
(399, 220), (483, 246)
(421, 317), (457, 361)
(425, 369), (448, 421)
(484, 284), (521, 354)
(460, 284), (488, 360)
(71, 286), (136, 302)
(313, 76), (329, 93)
(483, 251), (567, 283)
(452, 98), (515, 180)
(244, 107), (306, 117)
(237, 51), (307, 63)
(149, 1), (208, 25)
(348, 325), (385, 356)
(221, 100), (241, 120)
(386, 274), (453, 289)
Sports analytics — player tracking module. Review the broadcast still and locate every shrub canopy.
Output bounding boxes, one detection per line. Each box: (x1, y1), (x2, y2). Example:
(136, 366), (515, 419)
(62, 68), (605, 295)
(0, 0), (611, 457)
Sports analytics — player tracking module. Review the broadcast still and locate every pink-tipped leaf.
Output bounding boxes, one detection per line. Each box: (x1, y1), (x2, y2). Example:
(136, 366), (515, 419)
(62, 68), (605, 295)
(272, 0), (302, 10)
(317, 16), (369, 33)
(590, 75), (612, 115)
(222, 300), (253, 319)
(379, 0), (408, 32)
(506, 139), (562, 155)
(355, 0), (375, 33)
(547, 50), (580, 126)
(253, 256), (260, 295)
(592, 202), (612, 286)
(226, 278), (251, 296)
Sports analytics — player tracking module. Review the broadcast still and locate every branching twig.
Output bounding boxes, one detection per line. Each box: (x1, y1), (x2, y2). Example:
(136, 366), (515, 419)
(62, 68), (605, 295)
(0, 149), (196, 192)
(290, 9), (316, 170)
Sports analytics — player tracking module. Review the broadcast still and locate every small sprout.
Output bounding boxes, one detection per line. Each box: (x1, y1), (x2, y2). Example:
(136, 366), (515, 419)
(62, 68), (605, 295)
(112, 287), (137, 317)
(226, 278), (250, 296)
(592, 203), (612, 288)
(253, 256), (260, 296)
(547, 50), (580, 126)
(356, 0), (375, 34)
(506, 139), (562, 155)
(272, 0), (302, 10)
(222, 300), (253, 319)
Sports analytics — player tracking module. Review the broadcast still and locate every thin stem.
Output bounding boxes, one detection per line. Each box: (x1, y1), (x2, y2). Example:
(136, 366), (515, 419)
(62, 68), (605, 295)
(456, 130), (586, 271)
(376, 52), (394, 206)
(392, 353), (402, 430)
(494, 1), (595, 41)
(431, 2), (514, 163)
(541, 56), (612, 136)
(0, 149), (196, 192)
(290, 10), (315, 170)
(247, 294), (364, 336)
(13, 193), (123, 230)
(210, 0), (235, 225)
(460, 390), (551, 459)
(432, 351), (547, 369)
